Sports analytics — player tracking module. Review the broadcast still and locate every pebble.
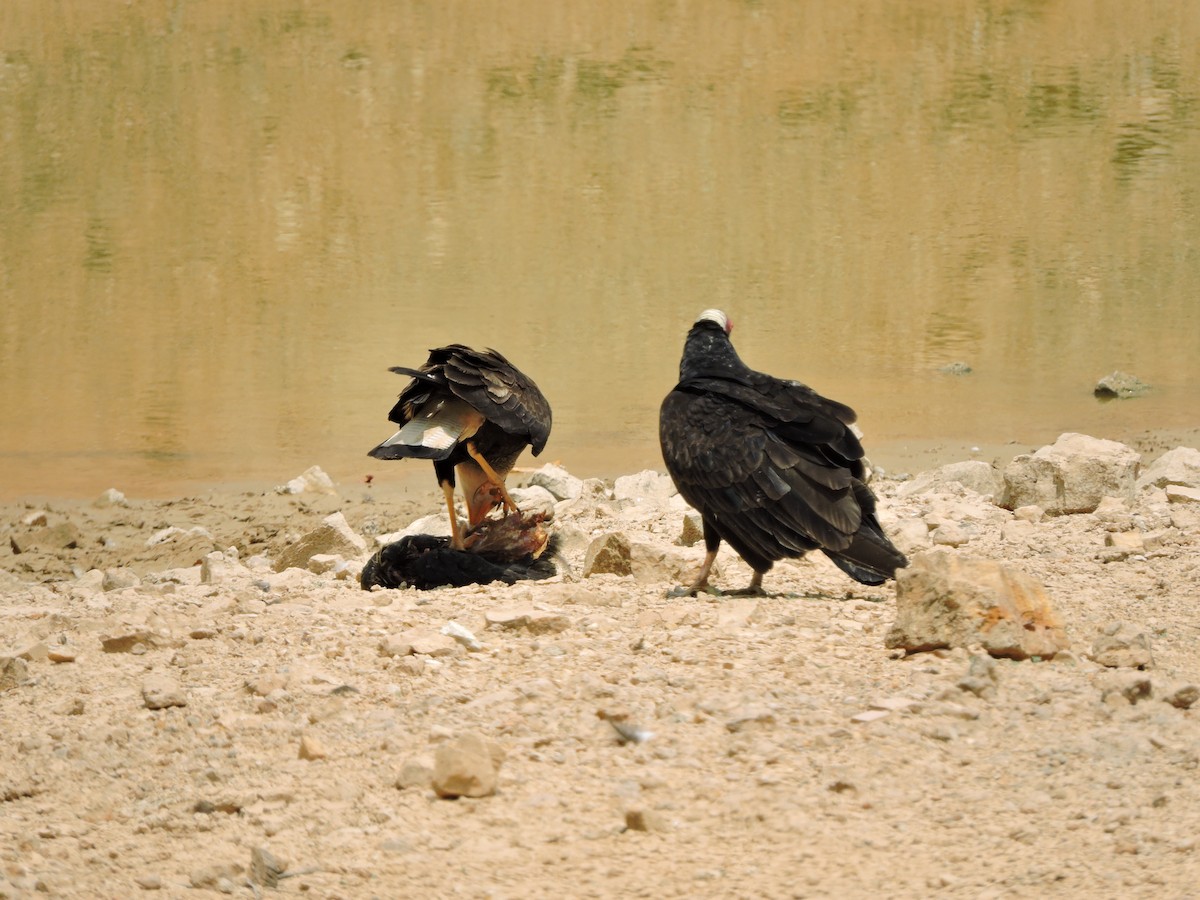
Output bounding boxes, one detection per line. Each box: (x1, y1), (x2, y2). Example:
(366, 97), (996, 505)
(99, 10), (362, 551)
(142, 674), (187, 710)
(298, 732), (328, 760)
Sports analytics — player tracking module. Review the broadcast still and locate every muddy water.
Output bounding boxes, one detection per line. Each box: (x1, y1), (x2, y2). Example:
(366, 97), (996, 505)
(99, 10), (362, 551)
(1, 1), (1198, 500)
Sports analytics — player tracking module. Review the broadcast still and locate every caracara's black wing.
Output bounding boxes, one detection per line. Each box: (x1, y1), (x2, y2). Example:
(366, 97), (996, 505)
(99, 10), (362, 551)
(660, 376), (905, 584)
(389, 345), (551, 454)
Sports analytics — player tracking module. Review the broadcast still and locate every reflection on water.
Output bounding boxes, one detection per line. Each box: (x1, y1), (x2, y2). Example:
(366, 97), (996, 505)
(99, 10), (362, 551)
(0, 1), (1198, 499)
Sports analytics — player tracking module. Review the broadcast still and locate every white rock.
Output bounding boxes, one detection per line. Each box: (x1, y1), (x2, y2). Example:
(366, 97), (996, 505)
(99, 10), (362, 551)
(896, 461), (1003, 499)
(613, 470), (677, 506)
(441, 621), (483, 651)
(275, 465), (337, 495)
(94, 487), (127, 508)
(1137, 446), (1200, 491)
(508, 485), (557, 519)
(147, 525), (213, 547)
(528, 463), (584, 501)
(273, 512), (367, 572)
(1000, 433), (1140, 515)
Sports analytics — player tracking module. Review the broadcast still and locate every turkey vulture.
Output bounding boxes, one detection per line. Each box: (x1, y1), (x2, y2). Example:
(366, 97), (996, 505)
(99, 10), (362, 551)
(367, 345), (551, 550)
(659, 309), (907, 595)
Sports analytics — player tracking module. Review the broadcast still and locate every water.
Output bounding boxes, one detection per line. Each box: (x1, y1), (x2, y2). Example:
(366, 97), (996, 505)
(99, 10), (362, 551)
(1, 1), (1198, 499)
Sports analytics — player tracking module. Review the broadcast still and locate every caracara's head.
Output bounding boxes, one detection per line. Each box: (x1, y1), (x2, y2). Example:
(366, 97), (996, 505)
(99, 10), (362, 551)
(696, 309), (733, 334)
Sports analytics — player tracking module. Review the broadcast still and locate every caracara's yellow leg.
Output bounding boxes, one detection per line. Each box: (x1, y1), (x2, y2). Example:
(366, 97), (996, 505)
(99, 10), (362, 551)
(465, 442), (520, 515)
(442, 480), (465, 550)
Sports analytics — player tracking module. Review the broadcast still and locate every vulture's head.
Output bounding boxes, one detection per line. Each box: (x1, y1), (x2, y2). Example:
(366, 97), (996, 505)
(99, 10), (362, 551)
(696, 308), (733, 334)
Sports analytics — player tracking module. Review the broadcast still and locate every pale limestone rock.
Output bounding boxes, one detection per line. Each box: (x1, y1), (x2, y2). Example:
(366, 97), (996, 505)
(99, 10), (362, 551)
(886, 550), (1069, 660)
(201, 551), (246, 585)
(1090, 622), (1154, 669)
(273, 512), (367, 572)
(1137, 446), (1200, 491)
(629, 540), (709, 584)
(432, 733), (505, 799)
(1094, 370), (1150, 399)
(142, 674), (187, 710)
(896, 461), (1003, 499)
(298, 733), (328, 760)
(1000, 433), (1140, 514)
(612, 470), (677, 506)
(625, 809), (671, 833)
(583, 532), (632, 577)
(93, 487), (127, 508)
(528, 463), (584, 501)
(381, 628), (459, 658)
(396, 757), (434, 790)
(1163, 684), (1199, 709)
(678, 512), (704, 547)
(0, 656), (29, 691)
(10, 522), (81, 553)
(1166, 484), (1200, 504)
(484, 608), (571, 634)
(275, 465), (336, 495)
(508, 485), (557, 519)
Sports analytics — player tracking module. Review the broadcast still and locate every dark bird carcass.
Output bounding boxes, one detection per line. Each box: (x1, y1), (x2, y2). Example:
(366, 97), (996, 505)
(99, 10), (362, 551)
(367, 345), (552, 550)
(361, 525), (561, 591)
(659, 309), (907, 596)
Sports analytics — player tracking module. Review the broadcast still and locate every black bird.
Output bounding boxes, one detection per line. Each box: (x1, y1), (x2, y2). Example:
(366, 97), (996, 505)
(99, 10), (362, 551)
(361, 532), (561, 591)
(367, 345), (551, 549)
(659, 309), (907, 595)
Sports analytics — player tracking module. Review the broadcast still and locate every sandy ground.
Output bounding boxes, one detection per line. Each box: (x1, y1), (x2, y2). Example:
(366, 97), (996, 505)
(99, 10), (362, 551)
(2, 437), (1199, 900)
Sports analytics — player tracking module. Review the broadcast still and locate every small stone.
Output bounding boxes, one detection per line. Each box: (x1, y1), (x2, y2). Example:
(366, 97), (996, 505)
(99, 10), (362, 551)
(201, 551), (246, 584)
(306, 553), (345, 575)
(625, 808), (670, 832)
(1102, 531), (1144, 560)
(21, 510), (48, 526)
(395, 757), (435, 790)
(1, 656), (30, 691)
(612, 470), (676, 505)
(432, 733), (504, 799)
(10, 522), (81, 554)
(298, 733), (328, 760)
(249, 846), (285, 888)
(273, 512), (366, 572)
(678, 513), (704, 547)
(583, 532), (633, 577)
(851, 710), (890, 723)
(47, 647), (77, 664)
(1137, 447), (1200, 491)
(1094, 371), (1150, 399)
(275, 465), (336, 495)
(395, 657), (425, 676)
(142, 674), (187, 710)
(134, 874), (162, 890)
(1163, 684), (1199, 709)
(94, 488), (128, 508)
(1165, 485), (1200, 504)
(527, 463), (583, 501)
(441, 621), (483, 651)
(484, 608), (571, 634)
(929, 523), (970, 547)
(725, 706), (776, 732)
(1090, 622), (1154, 669)
(102, 568), (141, 591)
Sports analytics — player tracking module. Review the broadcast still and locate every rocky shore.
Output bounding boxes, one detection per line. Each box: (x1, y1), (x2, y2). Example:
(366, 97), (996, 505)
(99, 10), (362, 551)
(2, 434), (1199, 898)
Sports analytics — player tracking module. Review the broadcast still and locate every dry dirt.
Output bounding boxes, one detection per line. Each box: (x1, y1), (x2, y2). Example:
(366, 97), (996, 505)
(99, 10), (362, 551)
(2, 442), (1199, 900)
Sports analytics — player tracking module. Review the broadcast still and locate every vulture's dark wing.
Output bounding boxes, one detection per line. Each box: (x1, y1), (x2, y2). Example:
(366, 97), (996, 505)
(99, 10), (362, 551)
(660, 385), (865, 572)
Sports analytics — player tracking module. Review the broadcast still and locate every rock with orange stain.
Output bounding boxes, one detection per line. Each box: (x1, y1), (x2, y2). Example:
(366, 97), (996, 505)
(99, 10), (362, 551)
(885, 550), (1069, 660)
